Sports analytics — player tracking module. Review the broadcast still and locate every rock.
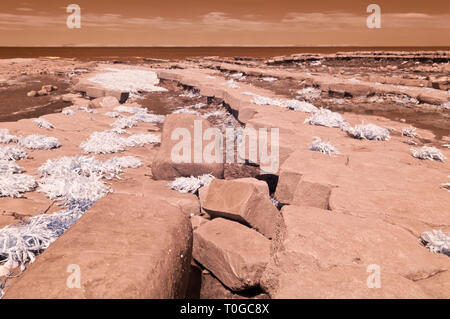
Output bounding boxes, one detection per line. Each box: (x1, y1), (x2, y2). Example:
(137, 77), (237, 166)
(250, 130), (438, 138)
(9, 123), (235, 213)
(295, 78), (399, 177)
(151, 114), (224, 180)
(4, 193), (193, 299)
(198, 185), (211, 217)
(200, 271), (270, 299)
(193, 218), (270, 291)
(61, 93), (82, 102)
(191, 215), (209, 230)
(260, 205), (447, 298)
(37, 89), (48, 96)
(203, 178), (280, 239)
(89, 96), (120, 108)
(26, 90), (37, 97)
(417, 91), (448, 105)
(41, 85), (54, 93)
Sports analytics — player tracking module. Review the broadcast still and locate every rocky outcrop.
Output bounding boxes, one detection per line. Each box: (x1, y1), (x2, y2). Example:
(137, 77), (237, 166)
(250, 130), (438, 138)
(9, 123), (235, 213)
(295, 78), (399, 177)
(261, 205), (448, 298)
(203, 178), (280, 239)
(4, 193), (193, 299)
(151, 114), (224, 180)
(193, 218), (270, 291)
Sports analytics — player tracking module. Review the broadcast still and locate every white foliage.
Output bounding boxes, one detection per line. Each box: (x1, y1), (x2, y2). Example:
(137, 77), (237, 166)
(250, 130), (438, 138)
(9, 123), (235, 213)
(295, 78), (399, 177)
(305, 108), (347, 128)
(421, 230), (450, 256)
(88, 68), (167, 97)
(131, 112), (165, 123)
(0, 160), (23, 174)
(0, 145), (27, 160)
(0, 173), (37, 198)
(247, 92), (318, 113)
(19, 135), (61, 150)
(309, 137), (340, 155)
(168, 174), (215, 193)
(62, 109), (75, 116)
(111, 117), (137, 129)
(179, 90), (200, 98)
(173, 109), (200, 115)
(188, 103), (207, 109)
(344, 123), (391, 141)
(105, 111), (121, 118)
(34, 118), (54, 129)
(411, 146), (446, 162)
(81, 131), (160, 154)
(0, 129), (17, 144)
(223, 79), (239, 89)
(77, 106), (96, 114)
(80, 131), (126, 154)
(402, 126), (420, 138)
(123, 133), (161, 147)
(114, 105), (148, 114)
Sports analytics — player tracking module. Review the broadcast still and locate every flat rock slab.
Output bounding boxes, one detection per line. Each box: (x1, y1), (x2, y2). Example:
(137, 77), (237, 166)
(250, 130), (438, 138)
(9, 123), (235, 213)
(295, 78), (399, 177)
(261, 205), (449, 298)
(203, 178), (280, 239)
(4, 193), (192, 299)
(151, 113), (224, 180)
(193, 218), (270, 291)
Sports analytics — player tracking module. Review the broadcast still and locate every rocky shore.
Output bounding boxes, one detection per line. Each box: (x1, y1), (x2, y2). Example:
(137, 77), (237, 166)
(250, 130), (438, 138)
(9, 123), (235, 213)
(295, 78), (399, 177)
(0, 51), (449, 298)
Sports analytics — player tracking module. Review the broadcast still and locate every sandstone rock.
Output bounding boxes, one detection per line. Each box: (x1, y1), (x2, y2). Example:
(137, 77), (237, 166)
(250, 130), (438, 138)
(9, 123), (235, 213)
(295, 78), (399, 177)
(203, 178), (280, 239)
(191, 215), (209, 230)
(26, 90), (37, 97)
(89, 96), (120, 109)
(193, 218), (270, 291)
(152, 114), (224, 180)
(41, 85), (53, 93)
(4, 193), (193, 299)
(417, 91), (448, 105)
(37, 89), (47, 96)
(198, 185), (211, 217)
(261, 205), (448, 298)
(61, 93), (82, 102)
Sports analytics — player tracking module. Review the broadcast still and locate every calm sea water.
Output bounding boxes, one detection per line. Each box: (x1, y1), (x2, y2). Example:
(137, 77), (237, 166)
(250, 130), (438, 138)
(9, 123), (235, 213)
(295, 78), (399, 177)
(0, 47), (449, 60)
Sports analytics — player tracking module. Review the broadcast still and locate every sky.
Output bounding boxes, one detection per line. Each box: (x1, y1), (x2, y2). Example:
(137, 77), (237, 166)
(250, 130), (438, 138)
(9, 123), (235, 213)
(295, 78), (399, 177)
(0, 0), (449, 46)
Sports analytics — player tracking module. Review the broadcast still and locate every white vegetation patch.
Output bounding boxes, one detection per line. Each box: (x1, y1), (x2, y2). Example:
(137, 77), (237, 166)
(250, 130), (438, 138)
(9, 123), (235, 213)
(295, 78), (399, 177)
(411, 146), (446, 162)
(262, 77), (278, 82)
(114, 105), (148, 114)
(173, 109), (201, 116)
(80, 131), (126, 154)
(88, 68), (167, 98)
(131, 112), (165, 123)
(0, 173), (37, 198)
(231, 72), (245, 79)
(0, 156), (142, 270)
(188, 103), (207, 109)
(0, 129), (18, 144)
(204, 109), (228, 118)
(81, 131), (160, 154)
(62, 109), (75, 116)
(0, 160), (23, 174)
(344, 123), (391, 141)
(296, 87), (321, 100)
(244, 92), (318, 113)
(421, 230), (450, 256)
(0, 203), (89, 269)
(309, 137), (340, 155)
(305, 108), (347, 128)
(111, 117), (137, 130)
(168, 174), (215, 193)
(19, 135), (61, 150)
(402, 126), (420, 138)
(179, 90), (200, 98)
(124, 133), (161, 147)
(105, 111), (121, 118)
(0, 145), (27, 160)
(34, 118), (54, 129)
(77, 106), (96, 114)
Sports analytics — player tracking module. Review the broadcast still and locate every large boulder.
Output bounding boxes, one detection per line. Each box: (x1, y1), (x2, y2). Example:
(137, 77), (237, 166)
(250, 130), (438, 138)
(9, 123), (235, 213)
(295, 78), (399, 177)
(4, 193), (193, 299)
(203, 178), (280, 239)
(152, 114), (224, 180)
(261, 205), (448, 298)
(193, 218), (270, 291)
